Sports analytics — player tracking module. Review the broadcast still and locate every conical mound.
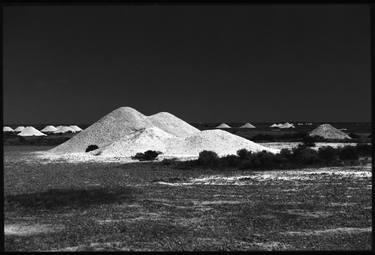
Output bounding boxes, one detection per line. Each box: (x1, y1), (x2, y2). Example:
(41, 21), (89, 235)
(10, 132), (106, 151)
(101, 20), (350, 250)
(148, 112), (199, 137)
(41, 125), (58, 132)
(278, 122), (295, 129)
(3, 126), (14, 132)
(240, 123), (256, 128)
(14, 126), (25, 132)
(216, 123), (231, 128)
(54, 126), (76, 134)
(50, 107), (153, 153)
(18, 127), (46, 136)
(69, 125), (83, 132)
(309, 124), (351, 140)
(50, 107), (201, 154)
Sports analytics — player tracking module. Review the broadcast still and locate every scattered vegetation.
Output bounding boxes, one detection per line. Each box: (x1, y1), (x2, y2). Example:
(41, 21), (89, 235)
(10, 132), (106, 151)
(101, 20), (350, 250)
(85, 145), (99, 152)
(301, 135), (317, 147)
(169, 144), (372, 170)
(132, 150), (162, 161)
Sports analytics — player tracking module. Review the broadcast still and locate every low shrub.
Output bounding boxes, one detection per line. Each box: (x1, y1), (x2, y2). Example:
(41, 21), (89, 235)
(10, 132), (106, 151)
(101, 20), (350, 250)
(219, 155), (240, 167)
(85, 145), (99, 152)
(176, 143), (368, 171)
(338, 146), (359, 161)
(161, 158), (178, 165)
(197, 150), (219, 167)
(132, 150), (162, 161)
(355, 143), (372, 157)
(301, 135), (316, 147)
(318, 146), (338, 162)
(237, 149), (252, 160)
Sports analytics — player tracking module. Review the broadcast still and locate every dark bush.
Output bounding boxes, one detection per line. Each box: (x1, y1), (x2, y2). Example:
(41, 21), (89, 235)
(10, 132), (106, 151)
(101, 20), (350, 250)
(237, 149), (252, 160)
(220, 154), (240, 167)
(355, 143), (372, 157)
(197, 150), (219, 167)
(302, 135), (316, 147)
(131, 150), (162, 161)
(279, 148), (293, 160)
(338, 146), (359, 161)
(318, 146), (338, 162)
(239, 150), (279, 170)
(292, 145), (320, 164)
(161, 158), (178, 165)
(85, 145), (99, 152)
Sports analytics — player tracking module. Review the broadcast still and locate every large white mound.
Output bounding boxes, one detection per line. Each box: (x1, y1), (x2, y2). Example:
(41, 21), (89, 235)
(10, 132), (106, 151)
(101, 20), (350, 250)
(3, 126), (14, 132)
(216, 123), (231, 128)
(50, 107), (200, 154)
(50, 107), (154, 153)
(54, 126), (76, 134)
(41, 125), (58, 132)
(309, 124), (351, 140)
(14, 126), (25, 132)
(97, 127), (178, 157)
(96, 128), (279, 158)
(239, 123), (256, 128)
(69, 125), (83, 132)
(49, 107), (278, 158)
(18, 127), (46, 137)
(148, 112), (199, 137)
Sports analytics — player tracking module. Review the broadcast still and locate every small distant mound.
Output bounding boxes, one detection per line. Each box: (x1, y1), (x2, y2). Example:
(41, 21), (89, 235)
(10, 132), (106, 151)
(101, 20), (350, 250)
(53, 126), (76, 134)
(18, 127), (46, 137)
(239, 123), (256, 128)
(279, 122), (295, 129)
(69, 125), (83, 132)
(3, 126), (14, 132)
(216, 123), (231, 129)
(41, 125), (58, 133)
(309, 124), (351, 140)
(270, 122), (295, 128)
(14, 126), (25, 132)
(148, 112), (199, 137)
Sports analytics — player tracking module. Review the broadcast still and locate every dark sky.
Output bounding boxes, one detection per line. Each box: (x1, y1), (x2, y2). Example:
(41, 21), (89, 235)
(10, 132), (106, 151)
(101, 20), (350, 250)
(3, 5), (371, 124)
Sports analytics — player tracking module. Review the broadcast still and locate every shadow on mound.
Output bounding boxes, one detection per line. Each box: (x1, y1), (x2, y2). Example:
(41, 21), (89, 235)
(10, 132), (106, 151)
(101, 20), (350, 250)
(5, 187), (136, 211)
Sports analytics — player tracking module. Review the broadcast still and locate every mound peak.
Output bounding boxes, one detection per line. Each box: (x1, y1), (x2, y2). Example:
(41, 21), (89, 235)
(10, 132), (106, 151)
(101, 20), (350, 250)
(216, 123), (231, 128)
(309, 124), (351, 140)
(50, 107), (199, 154)
(18, 127), (46, 137)
(240, 123), (256, 128)
(148, 111), (199, 137)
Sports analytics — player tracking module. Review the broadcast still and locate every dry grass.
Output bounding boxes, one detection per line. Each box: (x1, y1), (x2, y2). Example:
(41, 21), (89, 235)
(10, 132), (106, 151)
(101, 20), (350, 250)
(4, 146), (372, 251)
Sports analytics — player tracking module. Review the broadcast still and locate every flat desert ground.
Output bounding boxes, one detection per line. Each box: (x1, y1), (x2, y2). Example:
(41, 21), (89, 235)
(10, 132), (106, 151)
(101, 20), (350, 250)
(4, 144), (372, 251)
